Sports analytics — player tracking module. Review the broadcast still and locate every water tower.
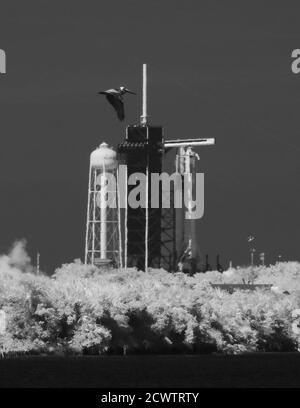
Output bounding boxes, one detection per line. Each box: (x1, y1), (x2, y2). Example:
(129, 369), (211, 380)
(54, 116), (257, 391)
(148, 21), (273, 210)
(84, 142), (121, 267)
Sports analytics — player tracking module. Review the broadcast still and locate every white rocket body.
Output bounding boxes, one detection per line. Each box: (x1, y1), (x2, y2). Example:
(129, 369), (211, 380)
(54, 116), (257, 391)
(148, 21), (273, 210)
(175, 146), (203, 274)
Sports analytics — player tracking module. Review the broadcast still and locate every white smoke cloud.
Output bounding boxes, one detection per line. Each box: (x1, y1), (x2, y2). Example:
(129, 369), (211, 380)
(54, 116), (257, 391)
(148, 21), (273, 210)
(0, 239), (34, 274)
(8, 240), (32, 270)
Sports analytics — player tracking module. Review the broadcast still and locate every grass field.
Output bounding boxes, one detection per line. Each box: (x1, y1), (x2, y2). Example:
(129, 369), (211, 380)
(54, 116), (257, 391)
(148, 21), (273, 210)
(1, 354), (300, 388)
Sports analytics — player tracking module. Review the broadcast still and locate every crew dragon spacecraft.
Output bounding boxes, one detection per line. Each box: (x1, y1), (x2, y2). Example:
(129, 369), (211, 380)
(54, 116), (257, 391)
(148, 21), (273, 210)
(85, 64), (215, 273)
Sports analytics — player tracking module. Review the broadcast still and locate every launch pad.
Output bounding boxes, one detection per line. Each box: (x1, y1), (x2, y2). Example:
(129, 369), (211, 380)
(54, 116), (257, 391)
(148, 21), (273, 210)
(85, 64), (215, 273)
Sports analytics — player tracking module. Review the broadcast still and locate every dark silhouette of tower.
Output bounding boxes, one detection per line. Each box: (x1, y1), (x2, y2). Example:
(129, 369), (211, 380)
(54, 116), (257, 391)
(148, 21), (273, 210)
(205, 254), (212, 272)
(216, 254), (224, 272)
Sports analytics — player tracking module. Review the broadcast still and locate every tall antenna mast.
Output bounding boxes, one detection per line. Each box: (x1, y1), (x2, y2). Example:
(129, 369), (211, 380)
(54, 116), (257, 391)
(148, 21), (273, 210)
(36, 251), (40, 275)
(140, 63), (148, 126)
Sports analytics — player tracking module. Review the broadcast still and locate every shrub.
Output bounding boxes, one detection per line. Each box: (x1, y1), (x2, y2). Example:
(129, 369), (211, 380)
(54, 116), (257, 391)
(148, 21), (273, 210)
(1, 256), (300, 355)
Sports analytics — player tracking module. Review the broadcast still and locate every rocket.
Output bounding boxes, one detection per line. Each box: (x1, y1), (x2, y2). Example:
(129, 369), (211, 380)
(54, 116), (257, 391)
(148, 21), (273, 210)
(175, 146), (204, 274)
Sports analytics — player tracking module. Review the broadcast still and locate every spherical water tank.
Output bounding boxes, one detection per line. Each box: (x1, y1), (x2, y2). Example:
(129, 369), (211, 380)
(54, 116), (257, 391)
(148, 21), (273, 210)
(90, 142), (118, 170)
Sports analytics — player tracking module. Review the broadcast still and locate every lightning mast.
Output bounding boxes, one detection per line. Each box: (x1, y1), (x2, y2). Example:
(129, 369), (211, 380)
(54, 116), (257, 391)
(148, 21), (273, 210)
(118, 64), (163, 272)
(140, 63), (148, 126)
(36, 252), (40, 275)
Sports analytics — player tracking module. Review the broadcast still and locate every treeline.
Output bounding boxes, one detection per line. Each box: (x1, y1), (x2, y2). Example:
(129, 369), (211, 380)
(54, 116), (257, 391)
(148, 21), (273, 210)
(1, 261), (300, 355)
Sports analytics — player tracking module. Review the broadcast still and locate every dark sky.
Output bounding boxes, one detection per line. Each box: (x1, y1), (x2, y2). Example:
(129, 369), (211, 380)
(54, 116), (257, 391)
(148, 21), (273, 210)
(0, 0), (299, 272)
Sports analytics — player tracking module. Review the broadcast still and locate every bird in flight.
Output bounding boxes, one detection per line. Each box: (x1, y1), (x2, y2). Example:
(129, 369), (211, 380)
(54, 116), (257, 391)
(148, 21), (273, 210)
(98, 86), (136, 121)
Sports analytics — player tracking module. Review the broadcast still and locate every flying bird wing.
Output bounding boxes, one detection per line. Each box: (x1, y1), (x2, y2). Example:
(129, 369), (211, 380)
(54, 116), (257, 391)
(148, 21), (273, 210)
(99, 88), (119, 95)
(106, 93), (125, 121)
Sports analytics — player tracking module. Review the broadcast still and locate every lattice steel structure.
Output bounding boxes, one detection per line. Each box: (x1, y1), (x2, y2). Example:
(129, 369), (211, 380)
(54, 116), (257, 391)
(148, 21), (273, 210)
(118, 125), (163, 270)
(160, 182), (176, 272)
